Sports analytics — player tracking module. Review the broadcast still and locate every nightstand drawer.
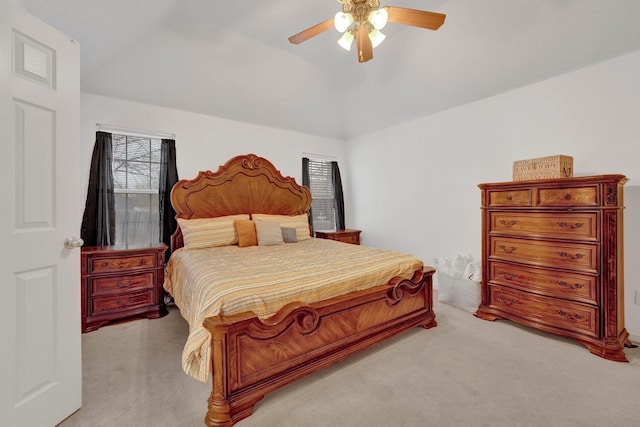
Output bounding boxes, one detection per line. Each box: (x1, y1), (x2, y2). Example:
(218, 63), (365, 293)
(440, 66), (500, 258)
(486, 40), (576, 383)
(90, 254), (156, 273)
(92, 290), (154, 315)
(91, 272), (155, 296)
(315, 229), (361, 245)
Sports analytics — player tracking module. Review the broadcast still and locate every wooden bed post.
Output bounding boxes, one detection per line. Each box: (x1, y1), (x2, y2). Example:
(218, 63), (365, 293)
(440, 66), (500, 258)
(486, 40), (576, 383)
(205, 324), (232, 427)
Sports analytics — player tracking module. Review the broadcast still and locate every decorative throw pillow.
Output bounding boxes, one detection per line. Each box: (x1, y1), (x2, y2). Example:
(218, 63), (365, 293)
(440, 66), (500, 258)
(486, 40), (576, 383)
(281, 227), (297, 243)
(252, 213), (311, 240)
(177, 214), (249, 249)
(255, 221), (284, 246)
(234, 219), (257, 247)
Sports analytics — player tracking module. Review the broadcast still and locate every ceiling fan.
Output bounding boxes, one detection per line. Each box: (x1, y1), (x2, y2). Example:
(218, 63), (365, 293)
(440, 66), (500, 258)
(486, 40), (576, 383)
(288, 0), (446, 63)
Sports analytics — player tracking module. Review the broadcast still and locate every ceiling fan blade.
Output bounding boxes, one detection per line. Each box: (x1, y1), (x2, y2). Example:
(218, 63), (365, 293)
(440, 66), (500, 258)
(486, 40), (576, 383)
(288, 17), (334, 44)
(355, 26), (373, 63)
(386, 6), (446, 30)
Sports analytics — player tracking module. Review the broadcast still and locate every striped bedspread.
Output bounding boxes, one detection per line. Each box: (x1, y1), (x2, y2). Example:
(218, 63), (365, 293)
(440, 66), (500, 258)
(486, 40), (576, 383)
(164, 238), (423, 382)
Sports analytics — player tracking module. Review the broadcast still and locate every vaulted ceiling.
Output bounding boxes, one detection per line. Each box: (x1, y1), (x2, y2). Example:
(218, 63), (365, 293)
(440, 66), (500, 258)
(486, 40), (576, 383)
(16, 0), (640, 139)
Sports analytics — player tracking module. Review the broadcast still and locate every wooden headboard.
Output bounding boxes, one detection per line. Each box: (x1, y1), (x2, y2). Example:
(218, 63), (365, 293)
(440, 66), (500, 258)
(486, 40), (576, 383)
(170, 154), (312, 251)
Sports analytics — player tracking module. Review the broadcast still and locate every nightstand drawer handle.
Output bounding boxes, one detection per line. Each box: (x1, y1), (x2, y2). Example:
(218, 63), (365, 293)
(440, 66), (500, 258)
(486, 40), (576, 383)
(564, 193), (572, 200)
(116, 280), (134, 288)
(499, 220), (518, 227)
(557, 281), (584, 290)
(558, 252), (585, 260)
(498, 245), (517, 254)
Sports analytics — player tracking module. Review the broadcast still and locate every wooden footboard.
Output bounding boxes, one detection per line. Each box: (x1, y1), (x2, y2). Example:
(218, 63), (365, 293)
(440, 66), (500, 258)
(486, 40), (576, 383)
(202, 267), (436, 426)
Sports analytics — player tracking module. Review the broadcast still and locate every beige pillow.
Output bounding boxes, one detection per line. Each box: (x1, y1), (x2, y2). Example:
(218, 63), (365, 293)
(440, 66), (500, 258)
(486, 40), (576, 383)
(252, 213), (311, 241)
(255, 221), (284, 246)
(177, 214), (250, 249)
(234, 219), (257, 247)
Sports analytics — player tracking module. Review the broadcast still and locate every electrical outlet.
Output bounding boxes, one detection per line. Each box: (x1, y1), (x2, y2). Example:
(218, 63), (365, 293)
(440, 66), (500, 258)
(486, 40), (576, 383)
(636, 290), (640, 305)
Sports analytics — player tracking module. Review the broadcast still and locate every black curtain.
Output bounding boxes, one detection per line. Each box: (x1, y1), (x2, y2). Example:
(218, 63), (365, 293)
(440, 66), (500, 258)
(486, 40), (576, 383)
(160, 139), (179, 261)
(302, 157), (313, 230)
(80, 131), (115, 246)
(331, 161), (345, 230)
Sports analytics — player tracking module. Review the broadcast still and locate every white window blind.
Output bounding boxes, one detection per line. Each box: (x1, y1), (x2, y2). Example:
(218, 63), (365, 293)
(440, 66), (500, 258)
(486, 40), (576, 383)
(307, 159), (336, 232)
(112, 133), (161, 246)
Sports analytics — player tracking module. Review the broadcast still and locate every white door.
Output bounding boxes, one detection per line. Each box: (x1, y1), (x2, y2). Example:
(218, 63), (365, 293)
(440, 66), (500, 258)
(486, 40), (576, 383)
(0, 1), (82, 426)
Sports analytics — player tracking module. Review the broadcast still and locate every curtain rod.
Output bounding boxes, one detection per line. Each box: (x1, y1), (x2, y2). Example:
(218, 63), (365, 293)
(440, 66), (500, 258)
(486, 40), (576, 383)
(302, 152), (337, 161)
(96, 124), (176, 139)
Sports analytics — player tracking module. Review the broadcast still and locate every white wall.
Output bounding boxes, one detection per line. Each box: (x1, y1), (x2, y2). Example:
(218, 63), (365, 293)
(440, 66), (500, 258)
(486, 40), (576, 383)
(80, 93), (348, 205)
(346, 50), (640, 337)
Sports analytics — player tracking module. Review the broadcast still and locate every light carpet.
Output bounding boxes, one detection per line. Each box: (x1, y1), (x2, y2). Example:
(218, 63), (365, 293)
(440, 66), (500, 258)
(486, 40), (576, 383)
(59, 299), (640, 427)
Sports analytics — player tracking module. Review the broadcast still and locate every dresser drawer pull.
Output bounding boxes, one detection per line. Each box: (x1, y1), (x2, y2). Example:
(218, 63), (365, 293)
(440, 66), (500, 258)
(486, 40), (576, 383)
(557, 281), (584, 290)
(498, 245), (517, 254)
(116, 280), (134, 288)
(498, 271), (517, 280)
(499, 220), (518, 227)
(563, 193), (572, 200)
(139, 259), (147, 265)
(498, 295), (517, 305)
(115, 297), (136, 307)
(556, 309), (584, 321)
(557, 222), (584, 231)
(506, 195), (513, 201)
(558, 252), (585, 260)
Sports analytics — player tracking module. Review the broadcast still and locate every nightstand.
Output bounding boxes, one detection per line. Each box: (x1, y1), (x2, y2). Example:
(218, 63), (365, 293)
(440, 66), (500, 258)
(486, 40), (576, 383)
(315, 229), (361, 245)
(80, 243), (168, 332)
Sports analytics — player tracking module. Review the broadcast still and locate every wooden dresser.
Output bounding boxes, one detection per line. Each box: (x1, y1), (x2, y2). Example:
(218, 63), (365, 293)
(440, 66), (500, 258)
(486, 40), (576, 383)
(475, 175), (631, 361)
(81, 243), (168, 332)
(315, 229), (361, 245)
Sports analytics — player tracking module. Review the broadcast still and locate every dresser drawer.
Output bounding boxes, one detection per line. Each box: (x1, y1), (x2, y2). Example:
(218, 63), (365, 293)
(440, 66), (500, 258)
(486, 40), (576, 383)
(489, 261), (597, 304)
(92, 290), (154, 315)
(90, 254), (156, 273)
(91, 272), (155, 296)
(489, 211), (598, 241)
(489, 236), (598, 273)
(489, 284), (598, 338)
(488, 189), (531, 207)
(536, 186), (598, 207)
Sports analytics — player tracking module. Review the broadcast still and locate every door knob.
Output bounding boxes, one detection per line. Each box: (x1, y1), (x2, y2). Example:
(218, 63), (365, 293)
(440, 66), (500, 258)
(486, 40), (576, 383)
(64, 236), (84, 249)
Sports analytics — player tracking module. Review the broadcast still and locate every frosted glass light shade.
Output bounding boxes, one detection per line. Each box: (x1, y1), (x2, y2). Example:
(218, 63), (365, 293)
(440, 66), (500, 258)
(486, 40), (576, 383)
(337, 30), (355, 51)
(368, 28), (386, 48)
(334, 12), (354, 33)
(368, 8), (388, 30)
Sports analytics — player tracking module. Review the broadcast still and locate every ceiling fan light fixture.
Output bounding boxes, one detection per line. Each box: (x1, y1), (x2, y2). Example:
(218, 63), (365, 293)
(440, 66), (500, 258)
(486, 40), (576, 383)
(334, 12), (354, 33)
(368, 8), (388, 30)
(368, 28), (386, 48)
(337, 30), (355, 51)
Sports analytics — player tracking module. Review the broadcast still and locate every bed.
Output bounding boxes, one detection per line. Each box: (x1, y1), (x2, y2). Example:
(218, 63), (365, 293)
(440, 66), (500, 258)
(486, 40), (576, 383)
(165, 154), (437, 426)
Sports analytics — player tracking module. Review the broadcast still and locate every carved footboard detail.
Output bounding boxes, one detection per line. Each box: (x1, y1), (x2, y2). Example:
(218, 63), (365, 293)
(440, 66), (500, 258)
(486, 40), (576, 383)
(203, 267), (436, 426)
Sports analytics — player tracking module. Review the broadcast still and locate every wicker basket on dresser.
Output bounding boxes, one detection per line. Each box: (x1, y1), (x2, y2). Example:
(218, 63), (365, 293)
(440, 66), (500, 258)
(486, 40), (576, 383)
(475, 175), (632, 361)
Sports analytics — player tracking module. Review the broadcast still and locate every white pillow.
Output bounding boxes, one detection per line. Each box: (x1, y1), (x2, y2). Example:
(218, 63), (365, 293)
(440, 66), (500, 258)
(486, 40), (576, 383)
(177, 214), (250, 249)
(252, 213), (311, 240)
(255, 221), (284, 246)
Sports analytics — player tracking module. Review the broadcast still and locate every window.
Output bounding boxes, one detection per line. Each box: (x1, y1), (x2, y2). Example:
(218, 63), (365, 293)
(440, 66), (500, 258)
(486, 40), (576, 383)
(306, 158), (336, 232)
(112, 133), (161, 246)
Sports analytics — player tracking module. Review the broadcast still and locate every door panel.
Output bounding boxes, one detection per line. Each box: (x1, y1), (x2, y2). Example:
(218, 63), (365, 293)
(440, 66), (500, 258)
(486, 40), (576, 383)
(1, 1), (82, 425)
